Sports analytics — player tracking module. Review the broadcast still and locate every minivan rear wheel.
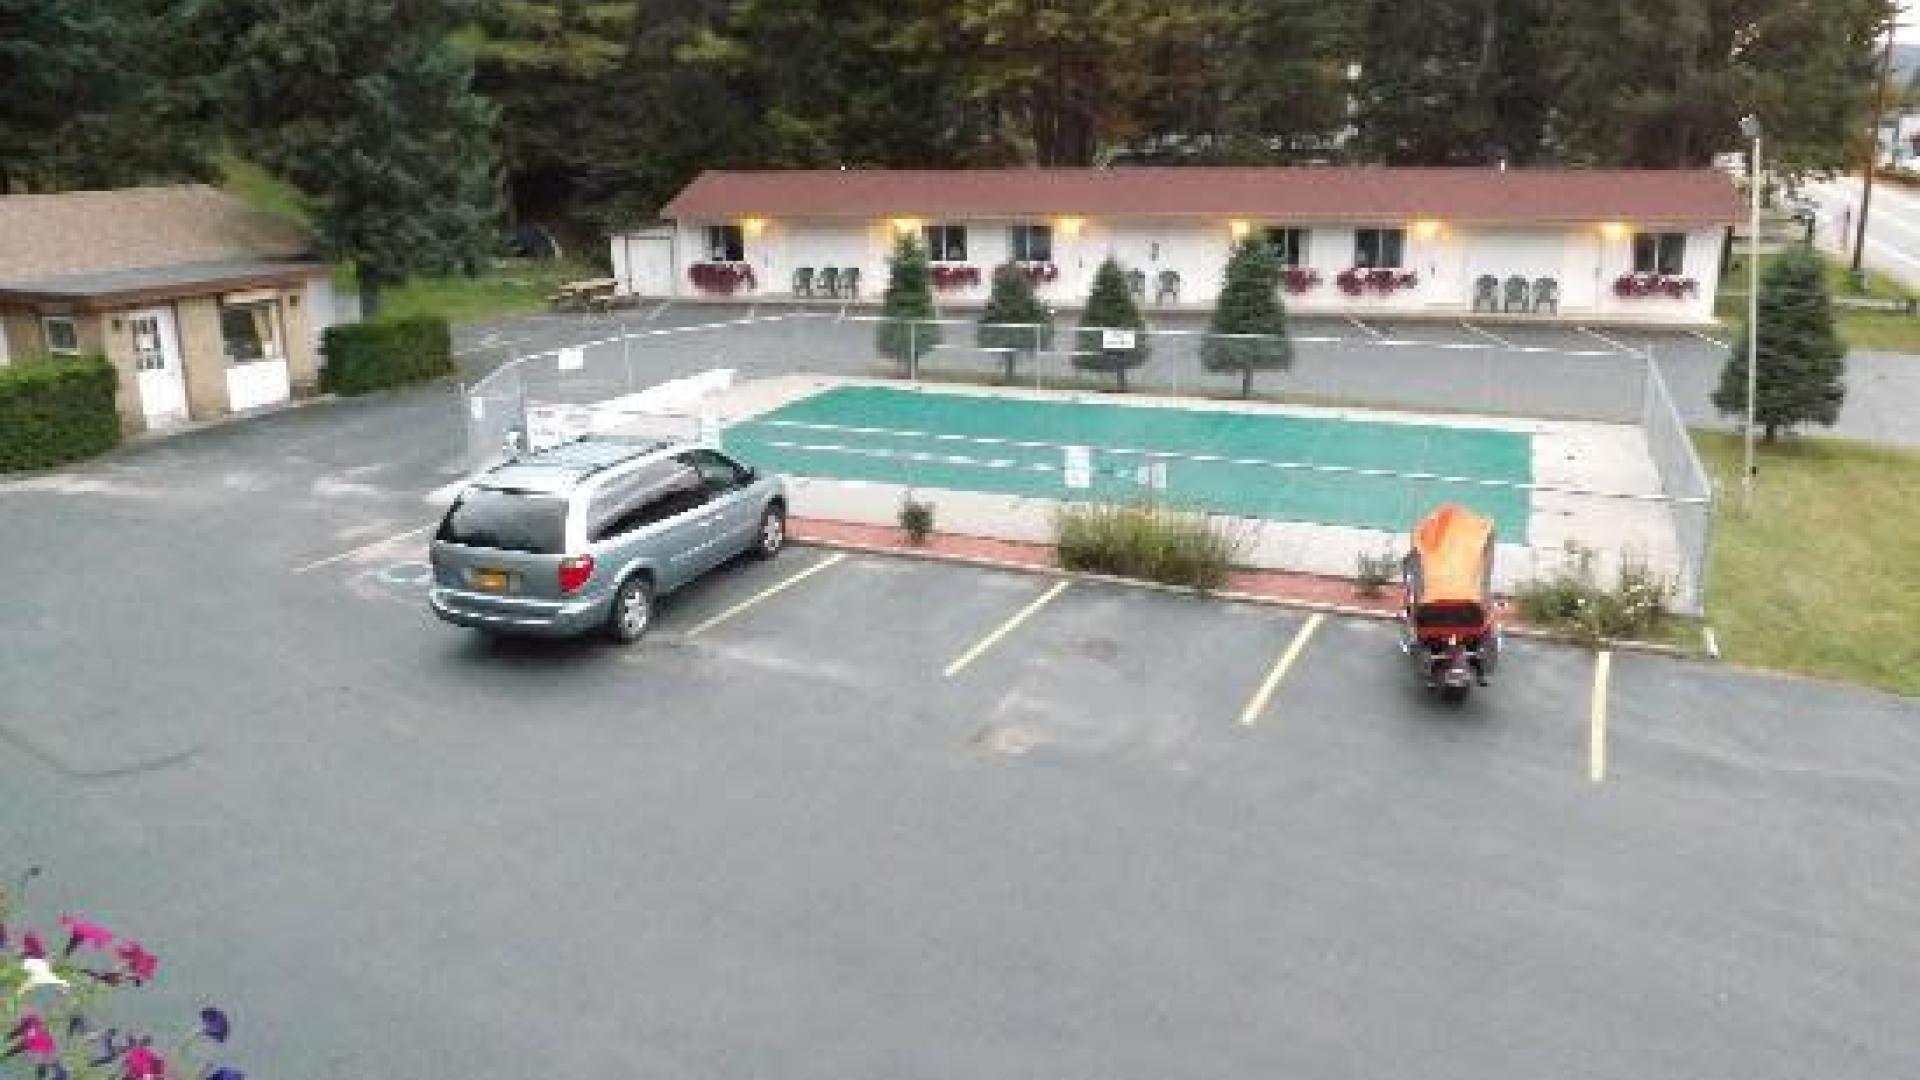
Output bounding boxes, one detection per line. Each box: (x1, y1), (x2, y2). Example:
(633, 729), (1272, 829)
(754, 504), (786, 559)
(608, 575), (653, 642)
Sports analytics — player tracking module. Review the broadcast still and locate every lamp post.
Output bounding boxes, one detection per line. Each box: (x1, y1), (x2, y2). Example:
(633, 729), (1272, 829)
(1740, 114), (1762, 508)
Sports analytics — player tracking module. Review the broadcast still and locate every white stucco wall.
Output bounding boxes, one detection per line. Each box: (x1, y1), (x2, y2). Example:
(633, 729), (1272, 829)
(658, 216), (1726, 322)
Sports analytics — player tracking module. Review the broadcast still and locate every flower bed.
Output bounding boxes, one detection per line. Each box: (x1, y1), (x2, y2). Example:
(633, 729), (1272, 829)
(1018, 261), (1059, 285)
(1613, 272), (1698, 299)
(930, 265), (981, 291)
(688, 261), (756, 295)
(1336, 267), (1419, 296)
(1281, 267), (1323, 295)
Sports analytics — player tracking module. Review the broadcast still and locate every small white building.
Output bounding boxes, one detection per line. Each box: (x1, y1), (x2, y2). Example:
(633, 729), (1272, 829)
(614, 166), (1741, 324)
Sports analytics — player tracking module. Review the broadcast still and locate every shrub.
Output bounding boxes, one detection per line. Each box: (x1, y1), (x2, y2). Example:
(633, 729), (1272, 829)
(1515, 542), (1673, 644)
(1054, 501), (1246, 591)
(0, 355), (120, 472)
(899, 496), (935, 544)
(1354, 550), (1399, 598)
(320, 315), (453, 395)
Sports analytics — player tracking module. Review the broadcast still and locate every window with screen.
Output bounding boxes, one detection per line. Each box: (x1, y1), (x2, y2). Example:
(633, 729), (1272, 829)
(1010, 223), (1053, 262)
(922, 224), (968, 262)
(1264, 227), (1309, 268)
(705, 224), (744, 261)
(1353, 228), (1405, 269)
(42, 317), (79, 355)
(1632, 232), (1686, 275)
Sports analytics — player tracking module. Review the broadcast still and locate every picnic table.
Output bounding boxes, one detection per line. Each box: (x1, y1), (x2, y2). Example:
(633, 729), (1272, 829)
(548, 277), (619, 313)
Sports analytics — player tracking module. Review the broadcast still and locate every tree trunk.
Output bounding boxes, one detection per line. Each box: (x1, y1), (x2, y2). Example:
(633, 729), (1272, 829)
(1241, 365), (1254, 399)
(358, 274), (385, 320)
(1003, 352), (1017, 385)
(1764, 422), (1780, 443)
(1115, 365), (1128, 393)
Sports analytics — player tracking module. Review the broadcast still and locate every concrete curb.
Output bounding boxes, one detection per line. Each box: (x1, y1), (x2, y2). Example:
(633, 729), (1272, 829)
(789, 528), (1694, 660)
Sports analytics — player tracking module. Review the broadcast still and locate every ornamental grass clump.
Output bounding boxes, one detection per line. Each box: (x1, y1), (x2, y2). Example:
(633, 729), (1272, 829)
(1515, 542), (1673, 644)
(2, 869), (246, 1080)
(1054, 501), (1246, 591)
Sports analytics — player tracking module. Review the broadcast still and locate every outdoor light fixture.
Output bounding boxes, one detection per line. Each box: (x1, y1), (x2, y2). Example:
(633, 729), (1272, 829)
(1412, 219), (1442, 238)
(1228, 219), (1250, 239)
(1598, 221), (1628, 239)
(1055, 216), (1084, 237)
(890, 217), (921, 235)
(740, 217), (766, 236)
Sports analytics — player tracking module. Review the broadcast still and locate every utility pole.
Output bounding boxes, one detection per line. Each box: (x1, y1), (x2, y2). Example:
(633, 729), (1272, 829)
(1853, 17), (1899, 284)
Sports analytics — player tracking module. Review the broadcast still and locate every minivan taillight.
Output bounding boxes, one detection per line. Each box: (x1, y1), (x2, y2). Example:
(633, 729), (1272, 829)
(558, 555), (595, 595)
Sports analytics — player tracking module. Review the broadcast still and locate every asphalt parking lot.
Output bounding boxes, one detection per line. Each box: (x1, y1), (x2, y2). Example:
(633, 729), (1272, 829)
(4, 387), (1920, 1079)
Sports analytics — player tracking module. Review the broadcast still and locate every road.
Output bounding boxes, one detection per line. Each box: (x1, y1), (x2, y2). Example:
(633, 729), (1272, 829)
(1805, 174), (1920, 287)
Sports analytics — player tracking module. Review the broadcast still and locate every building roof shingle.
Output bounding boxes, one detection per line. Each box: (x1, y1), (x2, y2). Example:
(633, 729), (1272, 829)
(661, 167), (1742, 225)
(0, 185), (315, 288)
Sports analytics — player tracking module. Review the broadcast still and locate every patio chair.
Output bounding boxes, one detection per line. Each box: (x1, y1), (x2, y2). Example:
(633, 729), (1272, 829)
(792, 267), (814, 298)
(839, 267), (861, 300)
(1531, 277), (1560, 315)
(1126, 269), (1147, 302)
(815, 267), (839, 299)
(1472, 275), (1499, 313)
(1155, 270), (1181, 305)
(1502, 275), (1530, 313)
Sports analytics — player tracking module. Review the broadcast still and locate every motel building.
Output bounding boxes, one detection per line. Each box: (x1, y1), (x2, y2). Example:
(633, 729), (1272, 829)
(612, 166), (1741, 324)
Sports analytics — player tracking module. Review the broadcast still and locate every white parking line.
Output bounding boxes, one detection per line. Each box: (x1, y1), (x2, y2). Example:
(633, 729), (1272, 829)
(293, 523), (436, 574)
(1576, 326), (1643, 356)
(1461, 321), (1515, 349)
(688, 553), (846, 637)
(643, 300), (671, 323)
(1687, 328), (1728, 349)
(1347, 316), (1384, 339)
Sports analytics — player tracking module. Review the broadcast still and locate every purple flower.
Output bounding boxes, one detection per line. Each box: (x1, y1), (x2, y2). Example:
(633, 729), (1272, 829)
(36, 1065), (69, 1080)
(205, 1069), (246, 1080)
(197, 1008), (230, 1044)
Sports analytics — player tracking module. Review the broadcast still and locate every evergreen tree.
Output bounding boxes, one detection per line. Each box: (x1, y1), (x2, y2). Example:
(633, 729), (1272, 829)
(977, 264), (1054, 383)
(1202, 237), (1292, 398)
(1074, 258), (1150, 392)
(878, 234), (940, 369)
(216, 0), (498, 316)
(1713, 245), (1847, 441)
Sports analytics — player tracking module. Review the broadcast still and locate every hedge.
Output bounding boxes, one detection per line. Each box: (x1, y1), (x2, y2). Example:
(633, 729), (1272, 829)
(320, 316), (453, 396)
(0, 355), (121, 472)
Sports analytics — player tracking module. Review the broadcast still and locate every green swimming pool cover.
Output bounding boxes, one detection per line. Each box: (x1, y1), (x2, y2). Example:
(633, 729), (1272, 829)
(724, 385), (1534, 539)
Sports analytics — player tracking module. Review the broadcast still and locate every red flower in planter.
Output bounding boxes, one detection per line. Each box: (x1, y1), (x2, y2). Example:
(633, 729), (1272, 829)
(1019, 261), (1058, 284)
(1341, 267), (1417, 295)
(931, 265), (981, 290)
(1335, 268), (1366, 296)
(1614, 272), (1695, 299)
(1281, 267), (1322, 295)
(688, 262), (755, 296)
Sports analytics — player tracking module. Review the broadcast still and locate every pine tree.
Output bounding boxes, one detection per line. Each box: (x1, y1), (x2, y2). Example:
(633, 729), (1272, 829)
(1201, 237), (1293, 398)
(1075, 258), (1150, 391)
(977, 264), (1054, 383)
(1713, 245), (1847, 441)
(878, 233), (940, 368)
(217, 0), (499, 316)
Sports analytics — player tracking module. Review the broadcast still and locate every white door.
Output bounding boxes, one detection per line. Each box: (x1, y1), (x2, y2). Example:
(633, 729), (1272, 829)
(129, 308), (189, 428)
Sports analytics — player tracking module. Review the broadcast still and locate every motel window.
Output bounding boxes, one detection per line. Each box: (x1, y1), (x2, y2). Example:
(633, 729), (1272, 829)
(1010, 223), (1053, 263)
(1632, 232), (1686, 276)
(922, 224), (968, 262)
(705, 224), (744, 262)
(42, 316), (79, 355)
(1353, 227), (1405, 269)
(219, 300), (283, 364)
(1264, 227), (1309, 268)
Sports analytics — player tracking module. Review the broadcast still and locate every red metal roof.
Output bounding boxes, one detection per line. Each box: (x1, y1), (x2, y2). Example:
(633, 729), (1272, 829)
(661, 167), (1741, 225)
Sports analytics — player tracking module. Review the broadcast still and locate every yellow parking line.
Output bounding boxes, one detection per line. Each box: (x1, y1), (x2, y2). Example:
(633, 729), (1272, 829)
(688, 553), (846, 637)
(1238, 613), (1324, 726)
(1590, 650), (1613, 782)
(944, 580), (1070, 678)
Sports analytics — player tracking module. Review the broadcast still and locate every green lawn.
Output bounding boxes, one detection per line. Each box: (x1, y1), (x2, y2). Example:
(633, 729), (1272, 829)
(221, 154), (596, 325)
(1695, 431), (1920, 696)
(1719, 251), (1920, 353)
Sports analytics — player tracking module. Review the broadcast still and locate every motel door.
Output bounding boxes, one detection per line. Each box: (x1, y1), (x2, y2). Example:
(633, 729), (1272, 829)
(130, 307), (190, 428)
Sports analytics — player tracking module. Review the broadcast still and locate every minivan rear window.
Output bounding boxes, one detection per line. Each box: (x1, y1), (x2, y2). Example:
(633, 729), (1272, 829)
(437, 487), (567, 554)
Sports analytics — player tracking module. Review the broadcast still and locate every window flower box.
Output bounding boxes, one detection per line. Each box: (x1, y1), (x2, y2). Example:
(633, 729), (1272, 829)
(1018, 260), (1060, 285)
(1613, 272), (1697, 299)
(1281, 267), (1323, 295)
(689, 261), (756, 295)
(931, 264), (982, 290)
(1336, 267), (1418, 296)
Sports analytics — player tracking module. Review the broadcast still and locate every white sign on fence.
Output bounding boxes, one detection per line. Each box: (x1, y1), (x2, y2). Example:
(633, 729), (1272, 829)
(469, 396), (486, 421)
(1063, 445), (1092, 489)
(1101, 329), (1136, 350)
(1135, 462), (1168, 491)
(557, 346), (585, 372)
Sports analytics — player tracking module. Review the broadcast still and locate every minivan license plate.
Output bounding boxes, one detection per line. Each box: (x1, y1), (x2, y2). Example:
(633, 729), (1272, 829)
(473, 569), (509, 593)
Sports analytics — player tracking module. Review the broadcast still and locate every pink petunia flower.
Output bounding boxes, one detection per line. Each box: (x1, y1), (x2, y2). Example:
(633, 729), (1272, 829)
(21, 930), (45, 959)
(123, 1045), (167, 1079)
(14, 1012), (57, 1061)
(116, 939), (159, 983)
(59, 914), (114, 952)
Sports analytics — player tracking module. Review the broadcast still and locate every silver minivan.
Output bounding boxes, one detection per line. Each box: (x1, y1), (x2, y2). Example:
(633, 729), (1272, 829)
(428, 437), (786, 641)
